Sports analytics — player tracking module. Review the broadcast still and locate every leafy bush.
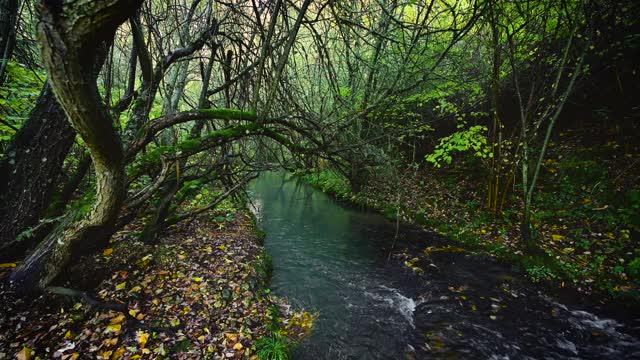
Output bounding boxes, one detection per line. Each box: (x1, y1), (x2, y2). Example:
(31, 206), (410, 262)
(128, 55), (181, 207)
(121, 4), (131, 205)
(426, 123), (492, 168)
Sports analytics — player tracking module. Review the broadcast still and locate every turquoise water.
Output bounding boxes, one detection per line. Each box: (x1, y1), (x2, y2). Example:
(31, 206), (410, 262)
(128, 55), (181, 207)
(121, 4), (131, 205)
(249, 172), (640, 359)
(250, 172), (416, 359)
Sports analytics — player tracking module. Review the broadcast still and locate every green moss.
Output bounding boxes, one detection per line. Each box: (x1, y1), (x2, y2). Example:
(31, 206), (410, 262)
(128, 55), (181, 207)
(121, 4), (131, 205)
(176, 138), (202, 152)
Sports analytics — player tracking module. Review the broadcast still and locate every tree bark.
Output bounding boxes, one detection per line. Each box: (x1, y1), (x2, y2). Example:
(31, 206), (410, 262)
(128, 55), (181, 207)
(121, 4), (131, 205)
(0, 84), (75, 261)
(0, 0), (19, 86)
(11, 0), (141, 292)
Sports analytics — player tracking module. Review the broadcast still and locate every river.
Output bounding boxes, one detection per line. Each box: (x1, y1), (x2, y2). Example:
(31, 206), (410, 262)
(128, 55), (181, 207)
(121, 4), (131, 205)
(249, 171), (640, 359)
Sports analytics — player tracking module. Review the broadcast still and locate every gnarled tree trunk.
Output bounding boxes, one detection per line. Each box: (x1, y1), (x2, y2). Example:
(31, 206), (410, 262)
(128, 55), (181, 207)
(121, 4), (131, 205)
(11, 0), (141, 292)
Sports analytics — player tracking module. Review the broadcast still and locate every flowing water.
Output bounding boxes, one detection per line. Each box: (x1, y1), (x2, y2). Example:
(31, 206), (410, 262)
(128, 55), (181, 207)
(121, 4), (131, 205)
(249, 172), (640, 359)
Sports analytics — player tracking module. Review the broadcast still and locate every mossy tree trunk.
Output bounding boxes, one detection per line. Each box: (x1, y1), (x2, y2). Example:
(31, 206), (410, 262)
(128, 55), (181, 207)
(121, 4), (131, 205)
(11, 0), (141, 292)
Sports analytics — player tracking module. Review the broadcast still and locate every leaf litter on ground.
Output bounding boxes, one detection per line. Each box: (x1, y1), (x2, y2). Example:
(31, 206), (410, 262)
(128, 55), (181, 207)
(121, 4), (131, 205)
(0, 211), (314, 359)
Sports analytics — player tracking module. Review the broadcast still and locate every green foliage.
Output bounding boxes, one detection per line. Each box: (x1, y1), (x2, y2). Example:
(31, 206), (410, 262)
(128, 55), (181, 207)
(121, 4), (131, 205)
(525, 265), (558, 283)
(15, 227), (35, 243)
(620, 189), (640, 230)
(0, 62), (45, 147)
(302, 170), (351, 198)
(255, 305), (292, 360)
(628, 258), (640, 282)
(522, 255), (559, 283)
(426, 123), (492, 168)
(256, 332), (291, 360)
(338, 86), (351, 98)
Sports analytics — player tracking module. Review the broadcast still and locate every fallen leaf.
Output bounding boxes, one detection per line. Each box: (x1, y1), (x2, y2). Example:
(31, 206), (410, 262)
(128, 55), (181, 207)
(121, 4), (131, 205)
(115, 282), (126, 291)
(105, 324), (121, 333)
(136, 331), (149, 348)
(53, 342), (76, 357)
(110, 314), (125, 325)
(103, 248), (114, 256)
(16, 346), (34, 360)
(0, 263), (17, 268)
(110, 347), (125, 360)
(225, 333), (238, 343)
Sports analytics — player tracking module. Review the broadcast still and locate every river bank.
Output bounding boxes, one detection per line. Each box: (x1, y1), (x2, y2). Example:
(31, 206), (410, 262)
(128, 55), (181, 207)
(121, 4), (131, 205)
(0, 211), (313, 359)
(263, 171), (640, 358)
(300, 146), (640, 311)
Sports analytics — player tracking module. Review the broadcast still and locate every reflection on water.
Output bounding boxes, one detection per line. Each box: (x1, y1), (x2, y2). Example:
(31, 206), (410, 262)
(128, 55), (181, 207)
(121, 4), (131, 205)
(249, 172), (640, 359)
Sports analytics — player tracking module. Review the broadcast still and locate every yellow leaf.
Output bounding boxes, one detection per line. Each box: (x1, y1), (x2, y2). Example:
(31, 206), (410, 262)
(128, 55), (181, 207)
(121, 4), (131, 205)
(110, 347), (125, 360)
(64, 330), (73, 339)
(106, 324), (121, 333)
(128, 309), (138, 317)
(130, 356), (141, 359)
(193, 277), (203, 283)
(115, 282), (126, 291)
(170, 318), (180, 326)
(103, 248), (114, 256)
(16, 346), (34, 360)
(110, 313), (125, 325)
(128, 285), (142, 293)
(225, 333), (238, 343)
(0, 262), (17, 268)
(136, 330), (149, 348)
(217, 245), (227, 251)
(551, 234), (565, 241)
(233, 342), (243, 350)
